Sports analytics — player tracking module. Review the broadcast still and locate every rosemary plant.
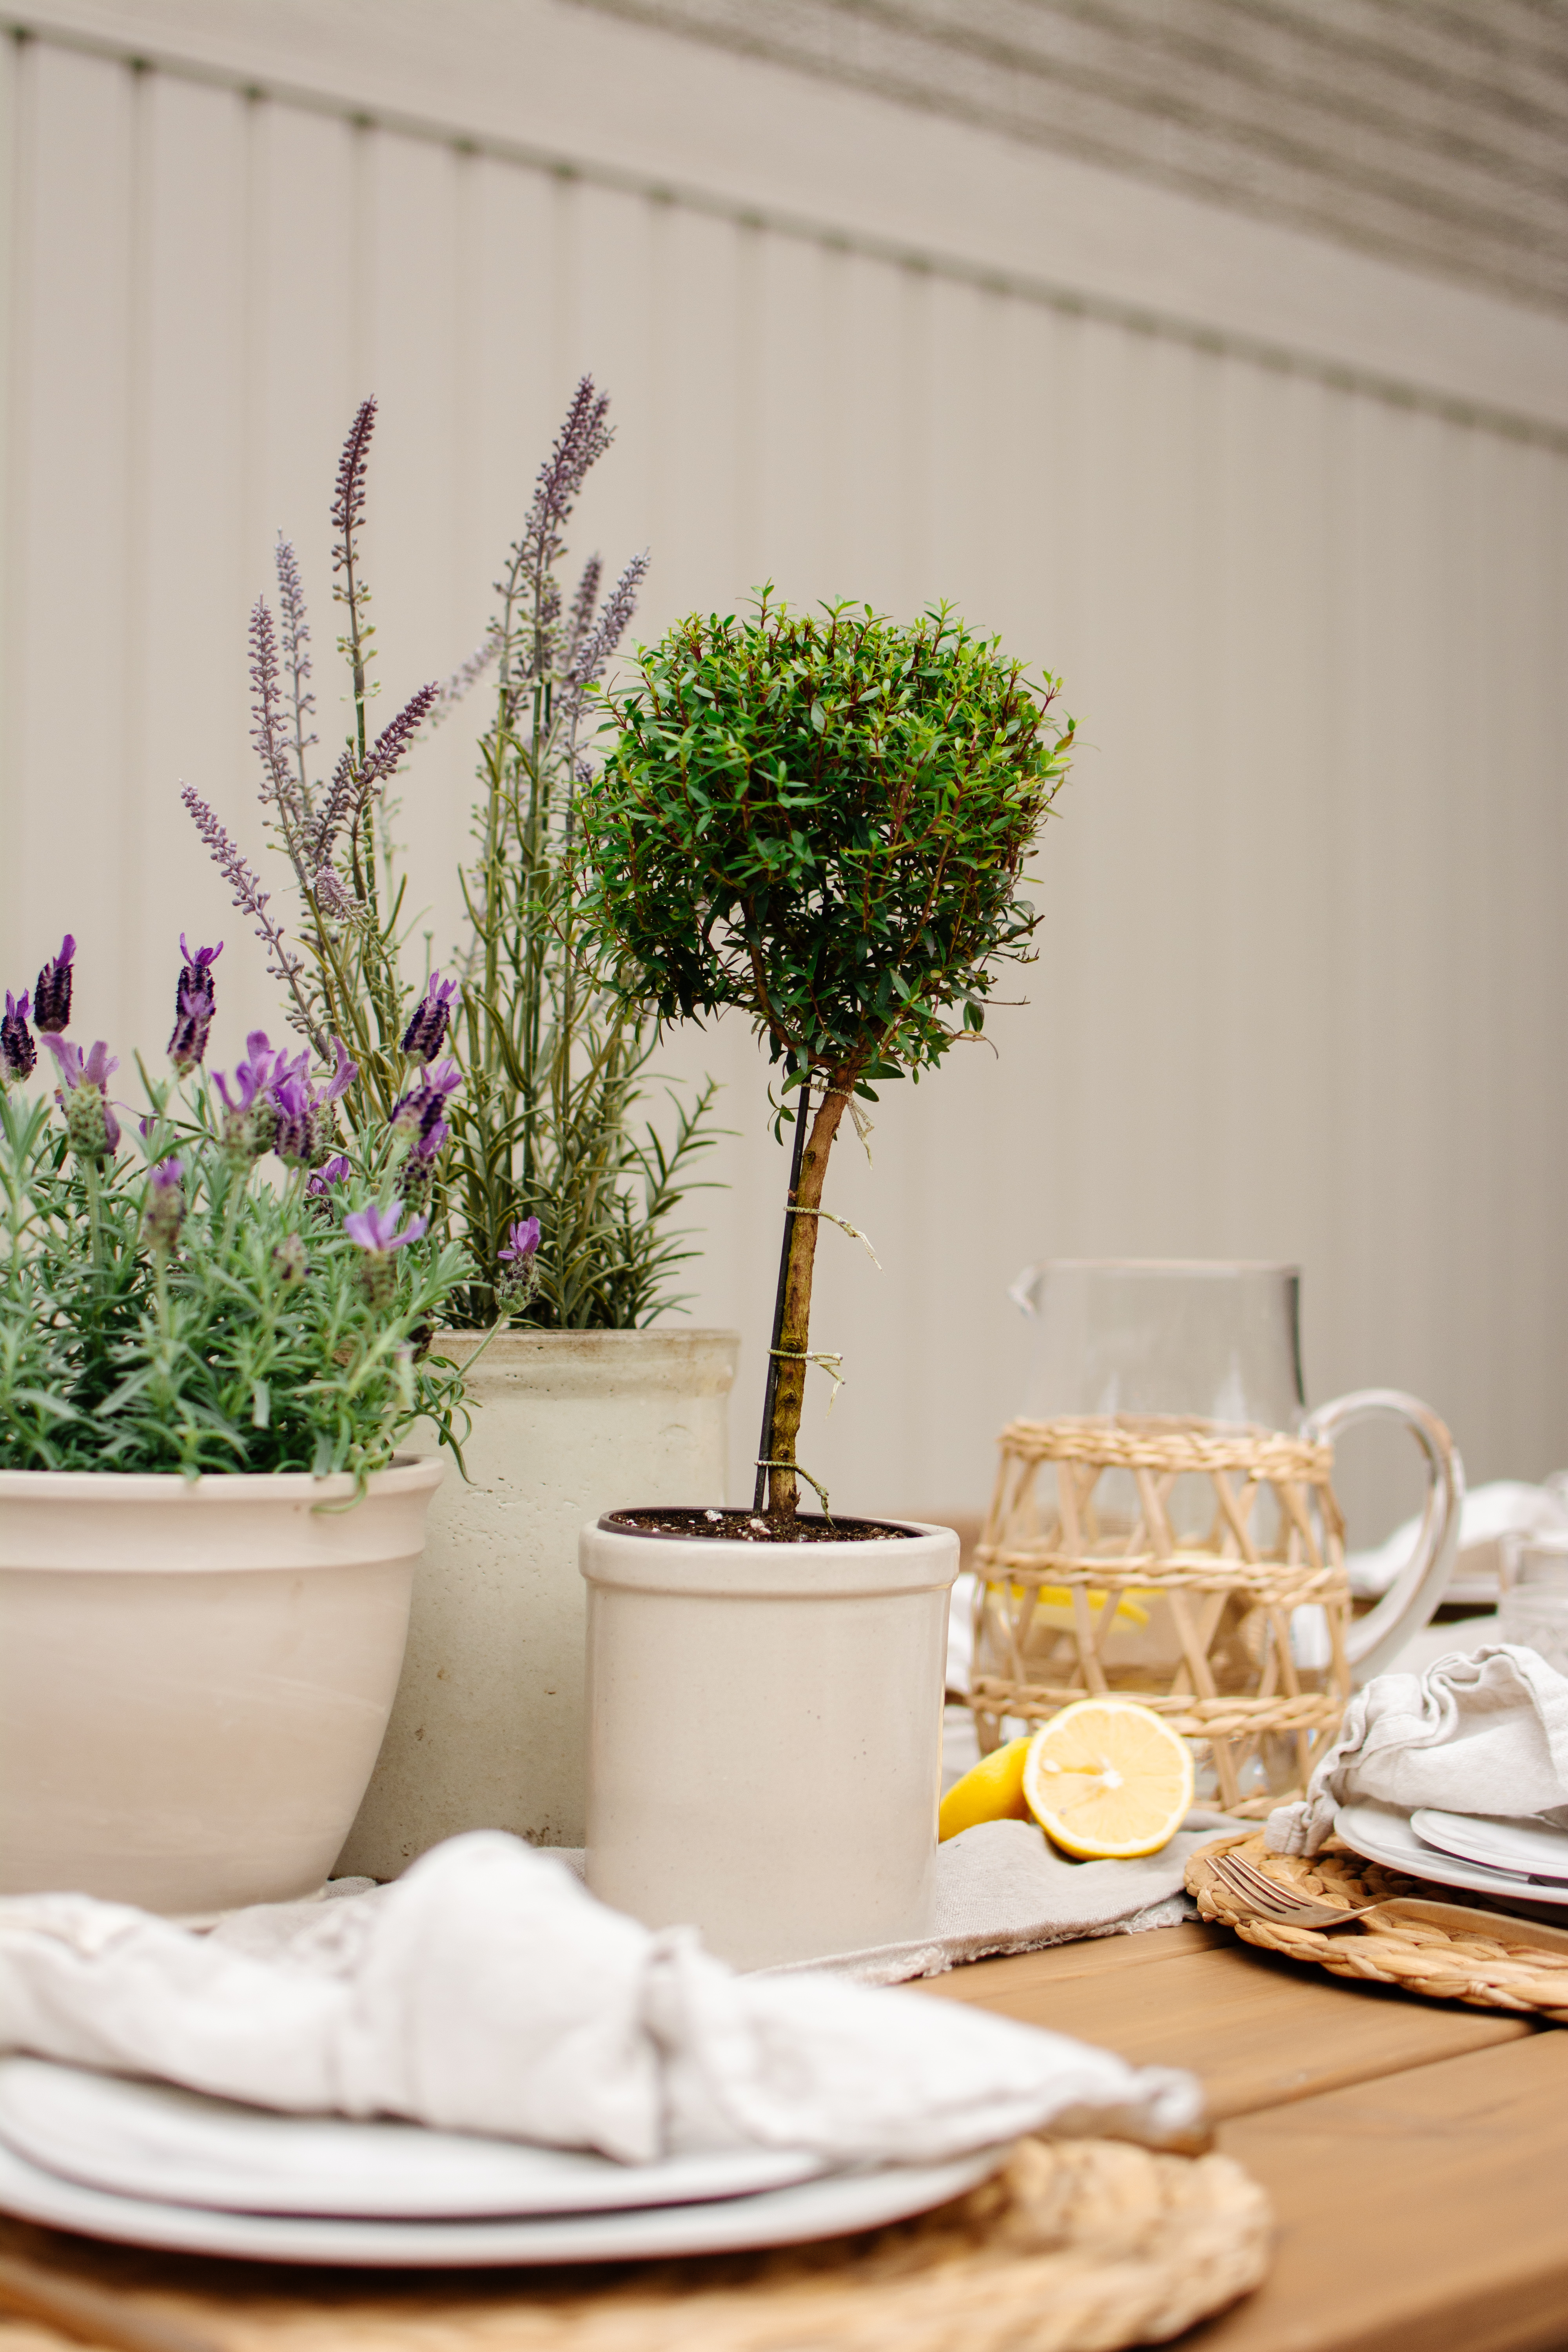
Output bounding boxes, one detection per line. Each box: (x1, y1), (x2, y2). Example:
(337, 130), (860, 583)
(185, 380), (720, 1331)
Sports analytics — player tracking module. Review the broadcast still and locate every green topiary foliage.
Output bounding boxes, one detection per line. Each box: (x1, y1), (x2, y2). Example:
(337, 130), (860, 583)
(579, 594), (1074, 1521)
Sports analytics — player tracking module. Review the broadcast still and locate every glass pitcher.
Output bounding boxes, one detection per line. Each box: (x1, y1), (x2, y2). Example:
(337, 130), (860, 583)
(970, 1261), (1464, 1807)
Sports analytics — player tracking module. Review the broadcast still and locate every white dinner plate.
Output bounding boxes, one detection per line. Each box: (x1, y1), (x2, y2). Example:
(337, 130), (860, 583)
(0, 2058), (826, 2220)
(1410, 1809), (1568, 1883)
(1334, 1802), (1568, 1908)
(0, 2132), (1009, 2267)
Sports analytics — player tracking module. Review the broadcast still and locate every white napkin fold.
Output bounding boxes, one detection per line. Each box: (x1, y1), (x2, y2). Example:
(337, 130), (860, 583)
(1265, 1644), (1568, 1856)
(780, 1816), (1231, 1984)
(0, 1831), (1204, 2164)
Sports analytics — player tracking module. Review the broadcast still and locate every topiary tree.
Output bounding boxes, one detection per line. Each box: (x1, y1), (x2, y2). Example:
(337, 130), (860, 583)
(579, 595), (1074, 1525)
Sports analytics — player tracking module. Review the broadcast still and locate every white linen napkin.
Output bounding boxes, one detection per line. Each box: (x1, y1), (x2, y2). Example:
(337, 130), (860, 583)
(773, 1815), (1234, 1984)
(1265, 1644), (1568, 1856)
(0, 1831), (1204, 2164)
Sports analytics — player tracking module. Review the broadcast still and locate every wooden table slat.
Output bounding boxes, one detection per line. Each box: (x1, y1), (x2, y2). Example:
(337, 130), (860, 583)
(1192, 2032), (1568, 2352)
(921, 1931), (1536, 2120)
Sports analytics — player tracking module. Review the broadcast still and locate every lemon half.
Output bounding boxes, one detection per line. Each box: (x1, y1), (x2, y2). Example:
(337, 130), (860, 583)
(1021, 1698), (1194, 1860)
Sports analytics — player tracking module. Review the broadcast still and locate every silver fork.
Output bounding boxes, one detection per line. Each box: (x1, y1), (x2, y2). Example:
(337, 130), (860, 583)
(1207, 1845), (1568, 1957)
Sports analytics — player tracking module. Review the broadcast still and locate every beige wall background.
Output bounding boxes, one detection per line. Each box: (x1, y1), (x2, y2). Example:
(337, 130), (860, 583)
(2, 0), (1566, 1535)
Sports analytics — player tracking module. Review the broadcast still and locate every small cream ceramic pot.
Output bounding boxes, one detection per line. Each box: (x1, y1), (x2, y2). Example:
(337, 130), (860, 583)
(0, 1457), (441, 1915)
(581, 1514), (960, 1969)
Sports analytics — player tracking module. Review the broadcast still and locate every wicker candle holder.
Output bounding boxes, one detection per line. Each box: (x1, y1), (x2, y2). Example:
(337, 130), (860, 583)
(968, 1415), (1352, 1817)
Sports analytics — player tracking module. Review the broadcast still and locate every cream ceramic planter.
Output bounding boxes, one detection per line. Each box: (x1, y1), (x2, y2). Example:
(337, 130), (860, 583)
(581, 1514), (960, 1969)
(337, 1329), (739, 1875)
(0, 1458), (441, 1916)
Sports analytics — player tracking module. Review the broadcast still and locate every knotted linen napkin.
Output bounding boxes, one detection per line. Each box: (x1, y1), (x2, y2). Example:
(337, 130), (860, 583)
(0, 1830), (1205, 2164)
(1265, 1643), (1568, 1856)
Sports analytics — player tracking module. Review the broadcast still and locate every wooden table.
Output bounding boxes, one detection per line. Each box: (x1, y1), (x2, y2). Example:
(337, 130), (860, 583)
(4, 1920), (1568, 2352)
(924, 1920), (1568, 2352)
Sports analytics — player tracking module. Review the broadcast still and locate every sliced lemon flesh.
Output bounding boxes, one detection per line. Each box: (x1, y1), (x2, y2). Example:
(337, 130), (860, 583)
(1022, 1699), (1194, 1859)
(938, 1735), (1033, 1842)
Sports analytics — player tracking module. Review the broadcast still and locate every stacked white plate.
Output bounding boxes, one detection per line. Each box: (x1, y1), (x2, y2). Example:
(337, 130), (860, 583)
(0, 2056), (1009, 2265)
(1334, 1802), (1568, 1909)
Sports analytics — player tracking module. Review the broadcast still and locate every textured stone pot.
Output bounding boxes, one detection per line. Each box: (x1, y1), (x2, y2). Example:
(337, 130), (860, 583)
(581, 1514), (960, 1969)
(336, 1329), (739, 1874)
(0, 1458), (441, 1916)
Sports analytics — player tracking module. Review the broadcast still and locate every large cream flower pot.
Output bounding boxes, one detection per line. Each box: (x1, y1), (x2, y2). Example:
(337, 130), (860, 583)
(581, 1515), (960, 1969)
(337, 1329), (739, 1874)
(0, 1458), (441, 1916)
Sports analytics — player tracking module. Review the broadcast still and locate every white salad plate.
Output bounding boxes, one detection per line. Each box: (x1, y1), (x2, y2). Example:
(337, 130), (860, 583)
(0, 2132), (1007, 2268)
(0, 2058), (824, 2220)
(1410, 1809), (1568, 1883)
(1335, 1803), (1568, 1908)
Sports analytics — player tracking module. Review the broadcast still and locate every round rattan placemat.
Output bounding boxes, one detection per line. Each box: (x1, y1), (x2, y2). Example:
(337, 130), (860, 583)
(1187, 1832), (1568, 2022)
(0, 2136), (1272, 2352)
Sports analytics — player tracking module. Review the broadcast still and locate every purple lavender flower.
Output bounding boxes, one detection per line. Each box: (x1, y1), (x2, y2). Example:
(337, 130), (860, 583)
(44, 1034), (120, 1158)
(499, 379), (613, 681)
(332, 397), (377, 573)
(345, 1199), (428, 1307)
(564, 555), (603, 667)
(275, 536), (317, 804)
(391, 1057), (461, 1145)
(306, 1154), (350, 1198)
(249, 599), (301, 831)
(496, 1213), (542, 1308)
(213, 1031), (294, 1119)
(270, 1071), (313, 1163)
(565, 551), (649, 696)
(1, 989), (35, 1086)
(315, 1036), (357, 1109)
(182, 787), (315, 1035)
(250, 1037), (357, 1167)
(167, 936), (223, 1074)
(32, 936), (75, 1035)
(309, 683), (440, 873)
(499, 1216), (541, 1265)
(345, 1203), (428, 1254)
(212, 1031), (303, 1156)
(313, 862), (353, 920)
(142, 1157), (185, 1252)
(177, 936), (222, 1003)
(400, 971), (457, 1064)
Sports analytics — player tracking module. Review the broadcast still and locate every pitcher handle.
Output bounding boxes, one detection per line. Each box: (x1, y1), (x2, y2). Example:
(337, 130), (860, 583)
(1302, 1388), (1465, 1683)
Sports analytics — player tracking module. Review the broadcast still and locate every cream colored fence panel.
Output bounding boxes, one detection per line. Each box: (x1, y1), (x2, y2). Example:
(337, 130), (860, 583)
(2, 29), (1565, 1535)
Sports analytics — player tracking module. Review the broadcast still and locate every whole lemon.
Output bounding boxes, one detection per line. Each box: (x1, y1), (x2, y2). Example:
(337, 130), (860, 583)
(938, 1735), (1034, 1841)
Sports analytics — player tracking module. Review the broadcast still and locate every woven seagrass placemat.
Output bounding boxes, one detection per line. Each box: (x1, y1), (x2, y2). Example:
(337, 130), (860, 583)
(1187, 1832), (1568, 2022)
(0, 2136), (1272, 2352)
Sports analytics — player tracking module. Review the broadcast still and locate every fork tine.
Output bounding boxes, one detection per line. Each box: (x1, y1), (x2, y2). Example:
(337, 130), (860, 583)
(1216, 1851), (1300, 1904)
(1212, 1853), (1328, 1918)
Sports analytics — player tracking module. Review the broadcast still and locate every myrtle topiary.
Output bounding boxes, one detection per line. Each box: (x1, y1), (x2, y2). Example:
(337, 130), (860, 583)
(579, 594), (1073, 1524)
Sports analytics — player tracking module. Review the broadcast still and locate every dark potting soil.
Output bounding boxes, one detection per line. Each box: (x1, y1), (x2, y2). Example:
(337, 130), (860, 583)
(601, 1507), (913, 1544)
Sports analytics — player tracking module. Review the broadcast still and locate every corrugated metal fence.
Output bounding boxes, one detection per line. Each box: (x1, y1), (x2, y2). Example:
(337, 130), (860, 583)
(2, 27), (1566, 1528)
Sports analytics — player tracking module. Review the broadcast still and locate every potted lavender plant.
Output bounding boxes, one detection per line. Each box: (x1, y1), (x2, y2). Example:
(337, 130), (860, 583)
(0, 934), (470, 1917)
(183, 383), (734, 1869)
(574, 596), (1074, 1967)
